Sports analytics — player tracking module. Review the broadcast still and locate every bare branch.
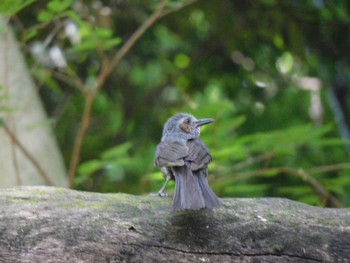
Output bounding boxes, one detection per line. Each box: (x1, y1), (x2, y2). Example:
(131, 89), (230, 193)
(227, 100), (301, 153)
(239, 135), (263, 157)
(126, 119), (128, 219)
(67, 0), (169, 188)
(8, 123), (21, 185)
(2, 123), (54, 186)
(68, 96), (93, 187)
(52, 70), (88, 95)
(219, 165), (343, 208)
(297, 168), (342, 208)
(67, 58), (110, 188)
(160, 0), (200, 18)
(232, 152), (274, 171)
(307, 162), (350, 174)
(108, 0), (168, 72)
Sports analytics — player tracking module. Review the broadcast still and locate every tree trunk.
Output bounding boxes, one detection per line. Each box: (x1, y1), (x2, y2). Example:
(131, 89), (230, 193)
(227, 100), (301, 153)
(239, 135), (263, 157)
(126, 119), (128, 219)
(0, 18), (68, 187)
(0, 186), (349, 263)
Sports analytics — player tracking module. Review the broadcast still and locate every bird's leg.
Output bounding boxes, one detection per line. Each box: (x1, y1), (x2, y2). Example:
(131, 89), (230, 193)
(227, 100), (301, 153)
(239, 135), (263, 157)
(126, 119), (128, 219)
(149, 167), (173, 197)
(158, 175), (171, 197)
(158, 167), (173, 197)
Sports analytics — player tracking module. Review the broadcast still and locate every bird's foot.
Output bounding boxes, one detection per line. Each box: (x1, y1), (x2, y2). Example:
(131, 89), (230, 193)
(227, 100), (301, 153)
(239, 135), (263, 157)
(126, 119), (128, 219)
(149, 191), (169, 197)
(158, 191), (169, 197)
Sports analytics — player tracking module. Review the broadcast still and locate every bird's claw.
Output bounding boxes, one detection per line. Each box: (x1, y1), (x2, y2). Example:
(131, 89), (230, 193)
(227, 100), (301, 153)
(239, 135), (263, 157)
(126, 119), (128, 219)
(158, 191), (169, 197)
(149, 192), (169, 197)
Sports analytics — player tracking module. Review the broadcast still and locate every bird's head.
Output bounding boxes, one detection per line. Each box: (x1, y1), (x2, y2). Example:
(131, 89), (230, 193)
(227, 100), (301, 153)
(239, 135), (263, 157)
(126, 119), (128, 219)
(162, 113), (214, 141)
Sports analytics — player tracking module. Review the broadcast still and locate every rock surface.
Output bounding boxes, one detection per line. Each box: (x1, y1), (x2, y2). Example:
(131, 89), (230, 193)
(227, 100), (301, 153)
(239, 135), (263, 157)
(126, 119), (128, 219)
(0, 186), (349, 262)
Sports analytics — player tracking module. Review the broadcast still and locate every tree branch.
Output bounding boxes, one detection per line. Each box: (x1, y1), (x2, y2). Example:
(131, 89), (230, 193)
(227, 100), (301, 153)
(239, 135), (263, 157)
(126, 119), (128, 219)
(8, 123), (21, 185)
(51, 70), (88, 96)
(219, 165), (344, 208)
(160, 0), (200, 18)
(67, 0), (169, 188)
(68, 93), (94, 187)
(2, 123), (54, 186)
(108, 0), (168, 72)
(231, 152), (274, 171)
(297, 168), (342, 208)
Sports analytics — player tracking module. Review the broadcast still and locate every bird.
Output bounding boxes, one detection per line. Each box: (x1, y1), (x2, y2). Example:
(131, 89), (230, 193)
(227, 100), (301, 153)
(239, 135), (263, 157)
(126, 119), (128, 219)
(154, 113), (221, 211)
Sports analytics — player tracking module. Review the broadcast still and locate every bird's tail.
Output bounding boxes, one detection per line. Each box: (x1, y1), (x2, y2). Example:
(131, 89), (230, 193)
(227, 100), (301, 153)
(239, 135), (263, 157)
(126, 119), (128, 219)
(172, 165), (220, 211)
(173, 165), (205, 211)
(197, 169), (221, 209)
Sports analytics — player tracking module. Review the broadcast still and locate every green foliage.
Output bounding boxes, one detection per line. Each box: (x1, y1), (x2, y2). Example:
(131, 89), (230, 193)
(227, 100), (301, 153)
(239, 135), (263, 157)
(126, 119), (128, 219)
(0, 0), (35, 16)
(75, 142), (133, 189)
(7, 0), (350, 207)
(72, 27), (121, 52)
(38, 0), (73, 22)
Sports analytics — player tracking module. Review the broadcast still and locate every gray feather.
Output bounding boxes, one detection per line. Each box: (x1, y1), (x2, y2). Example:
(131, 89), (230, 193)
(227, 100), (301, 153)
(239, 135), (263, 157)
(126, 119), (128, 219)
(155, 140), (188, 167)
(172, 164), (206, 211)
(186, 139), (212, 171)
(196, 169), (221, 209)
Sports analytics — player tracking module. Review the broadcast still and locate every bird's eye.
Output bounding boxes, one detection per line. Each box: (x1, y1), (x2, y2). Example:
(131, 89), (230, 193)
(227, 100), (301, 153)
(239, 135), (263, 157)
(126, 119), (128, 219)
(179, 118), (191, 133)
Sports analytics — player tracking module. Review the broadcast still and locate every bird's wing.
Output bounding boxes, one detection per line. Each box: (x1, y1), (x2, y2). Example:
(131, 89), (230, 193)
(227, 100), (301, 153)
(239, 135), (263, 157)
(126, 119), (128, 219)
(154, 140), (189, 167)
(185, 138), (212, 171)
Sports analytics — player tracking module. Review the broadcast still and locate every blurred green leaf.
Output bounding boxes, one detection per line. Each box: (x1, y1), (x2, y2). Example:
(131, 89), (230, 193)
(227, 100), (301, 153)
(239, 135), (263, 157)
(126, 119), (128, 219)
(0, 0), (35, 16)
(174, 53), (190, 69)
(104, 163), (125, 181)
(313, 138), (350, 147)
(74, 172), (91, 186)
(261, 0), (276, 6)
(71, 40), (95, 52)
(298, 195), (321, 206)
(72, 31), (121, 52)
(95, 27), (113, 38)
(23, 28), (38, 41)
(211, 145), (247, 160)
(38, 10), (54, 22)
(47, 0), (72, 13)
(101, 142), (132, 160)
(78, 160), (103, 176)
(103, 38), (122, 50)
(276, 52), (294, 73)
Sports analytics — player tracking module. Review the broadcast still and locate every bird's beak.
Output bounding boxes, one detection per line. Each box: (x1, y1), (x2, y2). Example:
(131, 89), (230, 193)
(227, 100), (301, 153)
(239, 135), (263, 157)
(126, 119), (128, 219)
(196, 118), (214, 127)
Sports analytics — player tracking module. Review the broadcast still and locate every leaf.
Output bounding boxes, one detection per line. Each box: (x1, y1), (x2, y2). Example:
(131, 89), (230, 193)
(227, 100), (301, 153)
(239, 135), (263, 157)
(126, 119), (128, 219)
(224, 115), (246, 130)
(104, 163), (125, 182)
(101, 142), (132, 160)
(0, 0), (35, 16)
(72, 37), (121, 52)
(313, 138), (350, 147)
(38, 10), (54, 22)
(95, 27), (113, 38)
(23, 28), (38, 42)
(145, 171), (164, 181)
(174, 53), (190, 69)
(72, 40), (95, 52)
(32, 67), (62, 93)
(47, 0), (72, 13)
(298, 195), (321, 206)
(278, 185), (312, 196)
(211, 145), (247, 160)
(244, 124), (331, 154)
(74, 173), (90, 186)
(78, 160), (103, 175)
(102, 37), (122, 50)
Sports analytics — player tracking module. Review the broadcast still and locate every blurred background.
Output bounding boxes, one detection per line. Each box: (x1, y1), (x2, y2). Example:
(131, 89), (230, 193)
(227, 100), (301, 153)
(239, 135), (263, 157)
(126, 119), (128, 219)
(1, 0), (350, 207)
